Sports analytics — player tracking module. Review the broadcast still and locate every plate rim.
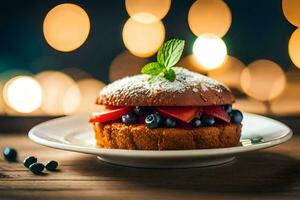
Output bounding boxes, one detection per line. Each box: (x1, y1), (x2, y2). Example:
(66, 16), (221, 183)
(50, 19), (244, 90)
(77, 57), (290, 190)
(28, 112), (293, 158)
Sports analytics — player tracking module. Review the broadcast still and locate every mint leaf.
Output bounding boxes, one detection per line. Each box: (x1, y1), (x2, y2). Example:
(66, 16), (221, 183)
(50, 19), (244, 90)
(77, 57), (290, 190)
(157, 39), (185, 68)
(140, 38), (185, 82)
(141, 62), (165, 75)
(164, 68), (176, 82)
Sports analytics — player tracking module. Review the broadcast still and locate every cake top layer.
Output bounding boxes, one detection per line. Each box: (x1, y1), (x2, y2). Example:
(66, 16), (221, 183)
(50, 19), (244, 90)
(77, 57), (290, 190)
(97, 67), (234, 106)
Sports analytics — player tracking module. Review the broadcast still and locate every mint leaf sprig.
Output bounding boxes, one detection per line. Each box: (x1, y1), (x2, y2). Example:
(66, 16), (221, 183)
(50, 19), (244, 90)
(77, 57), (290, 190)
(141, 39), (185, 82)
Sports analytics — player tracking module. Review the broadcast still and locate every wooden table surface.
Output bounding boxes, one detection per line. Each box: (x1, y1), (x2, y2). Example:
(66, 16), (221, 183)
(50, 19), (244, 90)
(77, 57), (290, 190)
(0, 133), (299, 200)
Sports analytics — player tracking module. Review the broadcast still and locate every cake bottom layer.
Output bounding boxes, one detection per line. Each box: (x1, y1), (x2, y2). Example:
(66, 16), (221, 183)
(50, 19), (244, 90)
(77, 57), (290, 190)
(93, 122), (242, 150)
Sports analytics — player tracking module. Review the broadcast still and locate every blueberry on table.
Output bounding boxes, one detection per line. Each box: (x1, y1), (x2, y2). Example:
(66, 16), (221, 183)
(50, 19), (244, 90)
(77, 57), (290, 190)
(122, 113), (137, 125)
(3, 147), (17, 162)
(191, 118), (202, 127)
(224, 104), (232, 113)
(201, 115), (215, 126)
(29, 163), (45, 174)
(45, 160), (58, 171)
(230, 109), (243, 124)
(164, 118), (176, 128)
(23, 156), (37, 168)
(145, 113), (163, 129)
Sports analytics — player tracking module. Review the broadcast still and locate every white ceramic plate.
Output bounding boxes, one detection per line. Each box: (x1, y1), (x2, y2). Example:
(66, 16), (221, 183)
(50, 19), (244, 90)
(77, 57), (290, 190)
(29, 113), (292, 168)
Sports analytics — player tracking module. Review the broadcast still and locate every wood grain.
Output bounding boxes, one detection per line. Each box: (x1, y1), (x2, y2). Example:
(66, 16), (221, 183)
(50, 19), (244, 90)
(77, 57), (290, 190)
(0, 134), (299, 200)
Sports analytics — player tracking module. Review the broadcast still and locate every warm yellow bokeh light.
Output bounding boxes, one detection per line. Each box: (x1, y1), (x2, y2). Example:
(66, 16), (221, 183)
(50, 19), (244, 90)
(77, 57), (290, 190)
(43, 3), (90, 52)
(177, 54), (207, 74)
(208, 56), (245, 89)
(282, 0), (300, 26)
(233, 98), (267, 115)
(188, 0), (232, 37)
(0, 86), (4, 114)
(241, 59), (286, 101)
(193, 34), (227, 70)
(270, 67), (300, 115)
(271, 82), (300, 116)
(125, 0), (171, 24)
(35, 71), (77, 115)
(3, 76), (42, 113)
(122, 18), (165, 58)
(62, 84), (81, 115)
(109, 51), (148, 81)
(76, 79), (106, 113)
(288, 28), (300, 69)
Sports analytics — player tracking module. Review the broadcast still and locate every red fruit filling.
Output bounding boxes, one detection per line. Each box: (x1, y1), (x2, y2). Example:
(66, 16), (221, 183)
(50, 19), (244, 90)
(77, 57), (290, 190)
(90, 105), (230, 124)
(203, 106), (230, 123)
(89, 106), (133, 123)
(156, 106), (201, 123)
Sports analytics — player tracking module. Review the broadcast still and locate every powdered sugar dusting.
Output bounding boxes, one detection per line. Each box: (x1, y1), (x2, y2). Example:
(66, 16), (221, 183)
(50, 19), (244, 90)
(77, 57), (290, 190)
(100, 67), (229, 97)
(192, 88), (199, 93)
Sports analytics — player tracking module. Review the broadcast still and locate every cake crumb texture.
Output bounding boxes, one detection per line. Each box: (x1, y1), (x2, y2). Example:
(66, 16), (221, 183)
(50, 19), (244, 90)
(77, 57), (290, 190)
(93, 122), (242, 150)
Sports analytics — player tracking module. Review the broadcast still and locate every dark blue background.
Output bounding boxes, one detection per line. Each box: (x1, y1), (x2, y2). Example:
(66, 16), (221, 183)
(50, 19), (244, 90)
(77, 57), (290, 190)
(0, 0), (296, 83)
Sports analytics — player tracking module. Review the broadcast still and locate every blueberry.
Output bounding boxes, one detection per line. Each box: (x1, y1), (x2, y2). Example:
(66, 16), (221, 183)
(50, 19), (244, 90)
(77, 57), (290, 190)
(201, 115), (215, 126)
(3, 147), (17, 162)
(122, 113), (137, 125)
(23, 156), (37, 168)
(155, 113), (164, 126)
(191, 118), (202, 127)
(45, 160), (58, 171)
(133, 106), (147, 116)
(230, 109), (243, 124)
(224, 104), (232, 113)
(145, 113), (163, 129)
(29, 163), (44, 174)
(164, 118), (176, 128)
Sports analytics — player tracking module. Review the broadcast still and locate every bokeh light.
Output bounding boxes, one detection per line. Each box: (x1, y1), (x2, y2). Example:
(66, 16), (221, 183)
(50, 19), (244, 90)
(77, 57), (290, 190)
(188, 0), (232, 37)
(76, 79), (106, 113)
(271, 82), (300, 116)
(177, 54), (207, 74)
(0, 70), (33, 115)
(288, 28), (300, 69)
(43, 3), (90, 52)
(3, 76), (42, 113)
(109, 51), (148, 81)
(234, 98), (267, 115)
(193, 34), (227, 70)
(241, 59), (286, 101)
(125, 0), (171, 24)
(282, 0), (300, 26)
(208, 56), (245, 89)
(0, 85), (6, 114)
(122, 18), (165, 58)
(35, 71), (78, 115)
(270, 67), (300, 115)
(0, 70), (32, 84)
(62, 84), (81, 115)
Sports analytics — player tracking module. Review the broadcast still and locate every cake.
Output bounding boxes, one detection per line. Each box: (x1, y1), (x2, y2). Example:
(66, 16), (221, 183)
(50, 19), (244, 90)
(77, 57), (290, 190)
(90, 39), (243, 150)
(90, 67), (243, 150)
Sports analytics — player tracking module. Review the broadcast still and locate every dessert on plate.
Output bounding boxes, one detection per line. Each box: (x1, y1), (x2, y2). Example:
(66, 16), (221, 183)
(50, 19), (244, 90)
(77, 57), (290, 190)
(90, 39), (243, 150)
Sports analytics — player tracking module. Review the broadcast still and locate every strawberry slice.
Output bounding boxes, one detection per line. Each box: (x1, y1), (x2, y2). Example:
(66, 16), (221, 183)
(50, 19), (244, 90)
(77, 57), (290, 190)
(90, 106), (133, 123)
(203, 106), (230, 123)
(157, 106), (201, 123)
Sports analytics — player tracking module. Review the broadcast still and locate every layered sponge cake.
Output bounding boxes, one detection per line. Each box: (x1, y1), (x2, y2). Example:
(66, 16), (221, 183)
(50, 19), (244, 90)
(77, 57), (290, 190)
(90, 67), (243, 150)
